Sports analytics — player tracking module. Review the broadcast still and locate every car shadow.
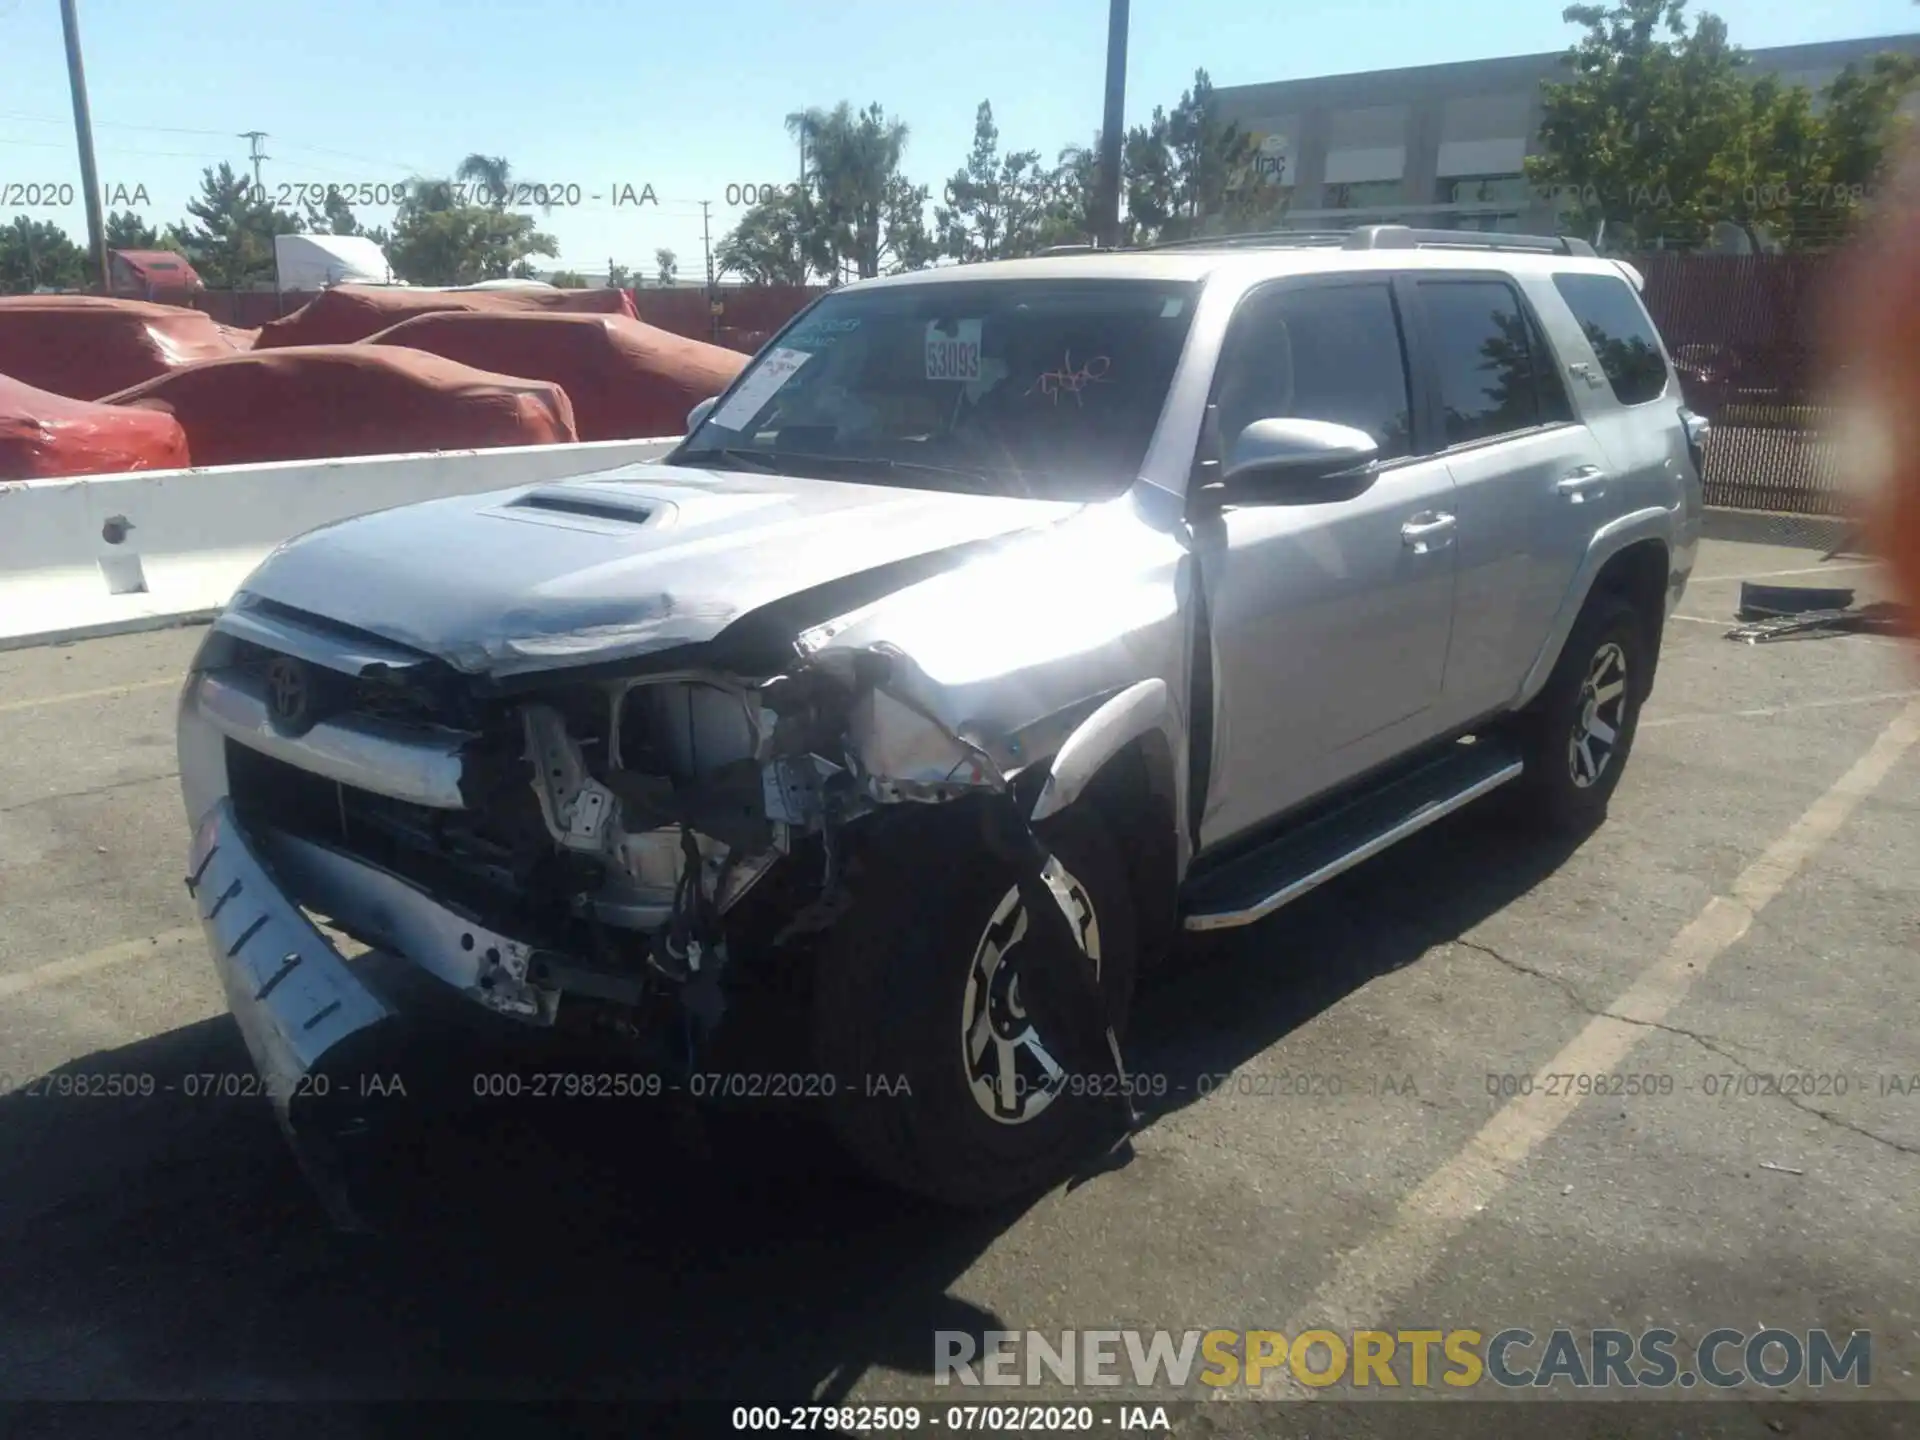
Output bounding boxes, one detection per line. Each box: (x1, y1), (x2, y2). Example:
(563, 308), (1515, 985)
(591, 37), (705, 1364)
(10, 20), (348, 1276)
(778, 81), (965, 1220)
(1125, 802), (1588, 1125)
(0, 803), (1586, 1406)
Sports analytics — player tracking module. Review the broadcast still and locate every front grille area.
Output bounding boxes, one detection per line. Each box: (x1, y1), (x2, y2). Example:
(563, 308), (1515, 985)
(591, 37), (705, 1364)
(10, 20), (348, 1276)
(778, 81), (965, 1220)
(226, 739), (576, 940)
(222, 637), (466, 733)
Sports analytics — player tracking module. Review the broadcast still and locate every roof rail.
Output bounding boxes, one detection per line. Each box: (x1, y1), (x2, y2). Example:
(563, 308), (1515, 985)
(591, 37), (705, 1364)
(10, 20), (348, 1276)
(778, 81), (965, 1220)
(1138, 230), (1358, 252)
(1343, 224), (1597, 256)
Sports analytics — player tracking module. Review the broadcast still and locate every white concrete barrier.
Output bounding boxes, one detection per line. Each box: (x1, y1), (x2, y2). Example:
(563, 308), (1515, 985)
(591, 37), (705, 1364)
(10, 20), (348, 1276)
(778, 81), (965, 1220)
(0, 437), (679, 651)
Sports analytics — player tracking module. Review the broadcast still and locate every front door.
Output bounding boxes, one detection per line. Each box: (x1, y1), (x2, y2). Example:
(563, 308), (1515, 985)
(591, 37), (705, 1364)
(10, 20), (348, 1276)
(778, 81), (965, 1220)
(1195, 278), (1458, 851)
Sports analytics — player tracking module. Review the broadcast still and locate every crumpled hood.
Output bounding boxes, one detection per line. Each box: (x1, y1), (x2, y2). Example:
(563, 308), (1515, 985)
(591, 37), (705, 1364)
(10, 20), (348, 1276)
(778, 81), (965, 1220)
(236, 460), (1079, 676)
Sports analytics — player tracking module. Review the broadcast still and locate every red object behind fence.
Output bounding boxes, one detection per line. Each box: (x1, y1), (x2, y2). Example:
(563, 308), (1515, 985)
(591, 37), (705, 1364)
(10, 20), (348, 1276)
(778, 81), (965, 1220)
(0, 372), (192, 479)
(364, 311), (746, 440)
(0, 296), (246, 401)
(254, 284), (637, 348)
(101, 345), (576, 468)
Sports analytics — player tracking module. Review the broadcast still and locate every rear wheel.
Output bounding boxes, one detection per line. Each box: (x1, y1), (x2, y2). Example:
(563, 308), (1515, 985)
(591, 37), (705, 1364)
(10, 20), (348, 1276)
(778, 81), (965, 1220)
(1509, 594), (1649, 832)
(811, 801), (1137, 1208)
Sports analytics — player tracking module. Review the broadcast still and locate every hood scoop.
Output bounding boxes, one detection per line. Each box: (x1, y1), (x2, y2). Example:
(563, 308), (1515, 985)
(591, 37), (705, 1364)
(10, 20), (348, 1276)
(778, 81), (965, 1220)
(496, 486), (664, 531)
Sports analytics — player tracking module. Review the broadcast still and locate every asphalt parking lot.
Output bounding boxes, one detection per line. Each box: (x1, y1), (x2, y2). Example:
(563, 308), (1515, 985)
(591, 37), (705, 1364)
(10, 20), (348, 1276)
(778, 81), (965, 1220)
(1, 532), (1916, 1435)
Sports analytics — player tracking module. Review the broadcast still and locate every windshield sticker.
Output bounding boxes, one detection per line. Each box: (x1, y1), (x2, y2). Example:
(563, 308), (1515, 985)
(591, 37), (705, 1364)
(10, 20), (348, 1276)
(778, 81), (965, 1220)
(1160, 297), (1185, 318)
(1027, 351), (1112, 406)
(711, 346), (813, 430)
(925, 318), (983, 381)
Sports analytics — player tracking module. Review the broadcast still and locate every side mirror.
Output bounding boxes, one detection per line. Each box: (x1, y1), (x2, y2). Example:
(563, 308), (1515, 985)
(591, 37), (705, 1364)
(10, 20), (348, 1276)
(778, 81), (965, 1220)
(686, 396), (718, 434)
(1218, 418), (1379, 501)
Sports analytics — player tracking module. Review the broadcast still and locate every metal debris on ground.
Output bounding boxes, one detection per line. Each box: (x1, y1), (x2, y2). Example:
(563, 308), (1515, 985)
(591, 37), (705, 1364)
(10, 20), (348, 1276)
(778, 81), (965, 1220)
(1725, 581), (1911, 643)
(1758, 1161), (1806, 1176)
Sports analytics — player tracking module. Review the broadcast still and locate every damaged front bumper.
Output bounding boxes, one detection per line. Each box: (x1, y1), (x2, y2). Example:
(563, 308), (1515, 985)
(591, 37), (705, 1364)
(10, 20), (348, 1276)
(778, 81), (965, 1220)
(187, 797), (395, 1130)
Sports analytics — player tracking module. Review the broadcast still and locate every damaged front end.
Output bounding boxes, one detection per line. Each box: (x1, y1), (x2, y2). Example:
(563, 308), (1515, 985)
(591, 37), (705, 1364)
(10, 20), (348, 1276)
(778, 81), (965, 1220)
(179, 607), (1021, 1098)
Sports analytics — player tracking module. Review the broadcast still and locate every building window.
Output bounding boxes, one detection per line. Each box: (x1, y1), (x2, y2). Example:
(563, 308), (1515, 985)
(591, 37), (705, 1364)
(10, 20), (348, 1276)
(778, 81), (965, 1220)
(1324, 180), (1405, 209)
(1443, 174), (1533, 206)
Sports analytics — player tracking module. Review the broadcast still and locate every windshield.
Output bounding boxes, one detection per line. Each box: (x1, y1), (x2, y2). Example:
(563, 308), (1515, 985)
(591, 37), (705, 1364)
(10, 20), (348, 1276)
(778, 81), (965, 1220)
(675, 278), (1199, 500)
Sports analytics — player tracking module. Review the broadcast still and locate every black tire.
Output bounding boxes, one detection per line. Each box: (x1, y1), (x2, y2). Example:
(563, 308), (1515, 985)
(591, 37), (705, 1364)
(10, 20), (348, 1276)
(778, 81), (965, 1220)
(1509, 593), (1650, 833)
(811, 799), (1138, 1209)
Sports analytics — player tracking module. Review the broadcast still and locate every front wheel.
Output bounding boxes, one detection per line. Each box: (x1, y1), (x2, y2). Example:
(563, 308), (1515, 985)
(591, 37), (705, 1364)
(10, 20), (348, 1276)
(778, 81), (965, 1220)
(810, 801), (1138, 1208)
(1509, 594), (1650, 832)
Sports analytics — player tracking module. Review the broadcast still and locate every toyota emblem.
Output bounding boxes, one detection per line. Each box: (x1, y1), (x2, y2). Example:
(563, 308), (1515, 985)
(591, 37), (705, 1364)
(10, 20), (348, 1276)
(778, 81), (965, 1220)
(265, 657), (312, 731)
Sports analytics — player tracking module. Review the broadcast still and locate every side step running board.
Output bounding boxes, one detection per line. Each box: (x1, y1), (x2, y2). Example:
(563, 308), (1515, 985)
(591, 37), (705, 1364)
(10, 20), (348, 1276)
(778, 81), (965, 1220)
(1181, 741), (1523, 932)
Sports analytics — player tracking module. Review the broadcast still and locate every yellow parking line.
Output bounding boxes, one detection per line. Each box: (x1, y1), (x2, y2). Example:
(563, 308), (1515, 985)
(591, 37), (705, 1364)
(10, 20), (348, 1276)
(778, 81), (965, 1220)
(0, 927), (201, 1001)
(1254, 695), (1920, 1398)
(0, 676), (179, 715)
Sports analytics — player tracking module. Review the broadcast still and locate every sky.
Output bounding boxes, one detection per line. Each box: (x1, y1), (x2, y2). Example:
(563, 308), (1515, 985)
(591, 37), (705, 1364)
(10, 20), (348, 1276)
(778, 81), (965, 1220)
(3, 0), (1917, 277)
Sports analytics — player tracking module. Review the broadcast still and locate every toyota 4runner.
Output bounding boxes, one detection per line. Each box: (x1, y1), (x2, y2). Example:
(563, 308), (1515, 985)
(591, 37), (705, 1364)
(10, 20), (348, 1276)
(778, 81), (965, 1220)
(177, 225), (1704, 1212)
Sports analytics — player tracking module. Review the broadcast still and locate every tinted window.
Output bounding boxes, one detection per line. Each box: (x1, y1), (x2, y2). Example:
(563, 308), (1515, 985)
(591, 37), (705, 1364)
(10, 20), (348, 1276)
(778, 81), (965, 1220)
(1213, 283), (1412, 461)
(1552, 272), (1669, 406)
(1419, 280), (1564, 446)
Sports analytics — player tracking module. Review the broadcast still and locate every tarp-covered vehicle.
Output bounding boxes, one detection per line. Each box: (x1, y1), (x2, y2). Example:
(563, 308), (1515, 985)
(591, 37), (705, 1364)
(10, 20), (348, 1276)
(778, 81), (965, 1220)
(105, 345), (577, 465)
(0, 296), (245, 400)
(362, 311), (746, 441)
(0, 373), (191, 478)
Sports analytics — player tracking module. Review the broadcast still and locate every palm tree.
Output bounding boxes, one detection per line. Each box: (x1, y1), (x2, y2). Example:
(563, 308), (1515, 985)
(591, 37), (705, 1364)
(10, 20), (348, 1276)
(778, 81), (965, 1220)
(785, 103), (912, 281)
(456, 154), (513, 209)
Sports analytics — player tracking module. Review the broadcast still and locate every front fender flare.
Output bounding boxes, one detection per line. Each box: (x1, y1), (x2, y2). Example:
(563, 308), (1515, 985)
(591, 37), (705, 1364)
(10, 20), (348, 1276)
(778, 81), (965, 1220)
(1516, 505), (1675, 708)
(1029, 678), (1169, 824)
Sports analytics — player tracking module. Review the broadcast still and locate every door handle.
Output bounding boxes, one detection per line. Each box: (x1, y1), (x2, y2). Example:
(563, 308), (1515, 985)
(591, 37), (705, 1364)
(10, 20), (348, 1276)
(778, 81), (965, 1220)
(1556, 466), (1608, 502)
(1400, 512), (1456, 552)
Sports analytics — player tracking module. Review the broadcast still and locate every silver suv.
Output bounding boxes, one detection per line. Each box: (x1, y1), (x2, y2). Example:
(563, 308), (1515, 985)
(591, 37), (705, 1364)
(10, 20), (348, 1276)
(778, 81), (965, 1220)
(177, 226), (1703, 1211)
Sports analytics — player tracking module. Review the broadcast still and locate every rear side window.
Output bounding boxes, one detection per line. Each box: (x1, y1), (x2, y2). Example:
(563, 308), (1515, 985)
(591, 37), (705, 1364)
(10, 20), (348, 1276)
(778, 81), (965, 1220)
(1552, 272), (1669, 406)
(1417, 279), (1566, 446)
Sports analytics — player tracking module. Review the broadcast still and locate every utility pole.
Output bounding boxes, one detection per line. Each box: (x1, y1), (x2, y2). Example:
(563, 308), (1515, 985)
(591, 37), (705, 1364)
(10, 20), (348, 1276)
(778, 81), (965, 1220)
(1093, 0), (1130, 249)
(239, 131), (270, 195)
(59, 0), (110, 293)
(702, 200), (719, 344)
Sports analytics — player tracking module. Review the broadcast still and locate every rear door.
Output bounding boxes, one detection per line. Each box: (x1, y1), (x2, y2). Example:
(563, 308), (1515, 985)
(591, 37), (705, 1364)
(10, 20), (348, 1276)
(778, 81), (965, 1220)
(1541, 268), (1687, 522)
(1406, 273), (1615, 729)
(1195, 276), (1459, 850)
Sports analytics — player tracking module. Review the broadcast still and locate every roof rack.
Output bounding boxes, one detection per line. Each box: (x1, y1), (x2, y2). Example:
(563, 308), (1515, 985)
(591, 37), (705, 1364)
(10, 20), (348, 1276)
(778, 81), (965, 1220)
(1340, 224), (1596, 256)
(1139, 230), (1357, 252)
(1044, 225), (1598, 259)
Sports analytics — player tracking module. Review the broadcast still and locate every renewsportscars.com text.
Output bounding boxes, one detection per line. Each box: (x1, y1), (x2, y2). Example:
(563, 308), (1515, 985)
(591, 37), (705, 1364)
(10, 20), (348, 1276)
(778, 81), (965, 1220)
(934, 1327), (1871, 1390)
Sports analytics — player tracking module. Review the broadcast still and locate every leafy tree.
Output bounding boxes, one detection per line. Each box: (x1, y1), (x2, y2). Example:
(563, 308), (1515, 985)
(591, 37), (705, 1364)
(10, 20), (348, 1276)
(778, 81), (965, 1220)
(717, 186), (814, 284)
(606, 259), (632, 289)
(883, 172), (938, 271)
(1529, 1), (1920, 251)
(786, 101), (933, 280)
(655, 247), (678, 285)
(509, 259), (538, 280)
(1033, 140), (1099, 249)
(173, 162), (305, 288)
(0, 216), (87, 293)
(104, 210), (158, 249)
(1122, 71), (1281, 244)
(1818, 53), (1920, 194)
(385, 175), (557, 284)
(550, 269), (586, 288)
(936, 101), (1050, 262)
